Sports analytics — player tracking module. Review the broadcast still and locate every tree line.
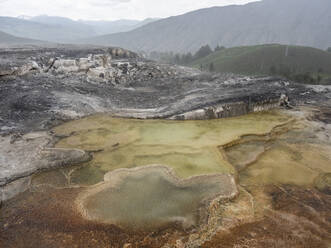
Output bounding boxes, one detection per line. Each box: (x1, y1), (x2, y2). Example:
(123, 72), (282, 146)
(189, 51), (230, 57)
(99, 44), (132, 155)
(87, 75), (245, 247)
(269, 64), (327, 84)
(148, 44), (225, 67)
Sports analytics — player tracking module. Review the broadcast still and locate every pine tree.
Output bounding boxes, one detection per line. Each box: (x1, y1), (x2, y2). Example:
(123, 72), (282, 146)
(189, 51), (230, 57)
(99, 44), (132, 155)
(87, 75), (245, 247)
(209, 62), (215, 72)
(194, 45), (213, 60)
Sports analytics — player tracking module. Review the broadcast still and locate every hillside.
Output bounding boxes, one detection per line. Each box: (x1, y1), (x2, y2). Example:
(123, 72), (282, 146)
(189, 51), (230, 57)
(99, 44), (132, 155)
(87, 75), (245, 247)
(0, 16), (95, 43)
(80, 18), (160, 35)
(0, 16), (160, 43)
(82, 0), (331, 53)
(191, 44), (331, 84)
(29, 16), (160, 36)
(0, 30), (45, 46)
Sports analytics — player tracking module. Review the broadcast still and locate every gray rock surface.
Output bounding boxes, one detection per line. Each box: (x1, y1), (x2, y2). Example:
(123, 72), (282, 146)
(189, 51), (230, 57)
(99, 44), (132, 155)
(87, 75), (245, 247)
(1, 47), (325, 134)
(0, 131), (91, 185)
(1, 177), (31, 202)
(0, 131), (91, 202)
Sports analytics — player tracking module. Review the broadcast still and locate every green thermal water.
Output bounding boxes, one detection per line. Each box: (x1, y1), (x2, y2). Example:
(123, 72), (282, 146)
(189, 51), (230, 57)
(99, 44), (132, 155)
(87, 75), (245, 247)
(225, 140), (266, 171)
(29, 110), (331, 231)
(226, 126), (331, 186)
(82, 167), (227, 230)
(38, 111), (288, 187)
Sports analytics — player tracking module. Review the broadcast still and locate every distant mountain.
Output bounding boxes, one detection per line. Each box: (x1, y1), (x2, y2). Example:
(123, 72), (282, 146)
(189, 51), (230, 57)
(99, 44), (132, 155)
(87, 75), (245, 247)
(0, 30), (45, 46)
(80, 18), (160, 35)
(191, 44), (331, 84)
(0, 16), (96, 43)
(17, 15), (33, 20)
(30, 15), (94, 32)
(0, 15), (160, 43)
(82, 0), (331, 53)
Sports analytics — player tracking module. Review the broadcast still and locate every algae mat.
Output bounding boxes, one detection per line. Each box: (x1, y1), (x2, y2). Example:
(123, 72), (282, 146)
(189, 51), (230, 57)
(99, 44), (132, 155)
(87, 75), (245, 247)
(43, 111), (290, 186)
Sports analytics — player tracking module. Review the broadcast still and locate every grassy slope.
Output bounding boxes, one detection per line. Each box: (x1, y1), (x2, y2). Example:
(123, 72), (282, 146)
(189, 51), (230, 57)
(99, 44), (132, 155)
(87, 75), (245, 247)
(191, 44), (331, 82)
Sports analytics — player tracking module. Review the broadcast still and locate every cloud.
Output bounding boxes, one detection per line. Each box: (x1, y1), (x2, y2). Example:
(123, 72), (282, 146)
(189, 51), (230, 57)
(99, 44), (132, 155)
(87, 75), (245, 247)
(0, 0), (257, 20)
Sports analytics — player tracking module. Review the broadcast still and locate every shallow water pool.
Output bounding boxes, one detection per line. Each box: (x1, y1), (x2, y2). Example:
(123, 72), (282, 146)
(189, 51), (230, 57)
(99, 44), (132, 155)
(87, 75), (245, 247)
(36, 111), (289, 187)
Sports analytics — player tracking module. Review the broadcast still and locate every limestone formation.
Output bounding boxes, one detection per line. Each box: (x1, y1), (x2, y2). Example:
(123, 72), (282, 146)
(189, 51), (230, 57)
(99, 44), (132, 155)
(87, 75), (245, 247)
(0, 132), (91, 201)
(1, 46), (331, 202)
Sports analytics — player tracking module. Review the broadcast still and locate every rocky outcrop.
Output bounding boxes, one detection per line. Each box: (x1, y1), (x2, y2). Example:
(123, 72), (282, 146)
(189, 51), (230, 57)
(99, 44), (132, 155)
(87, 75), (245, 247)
(170, 98), (283, 120)
(0, 47), (182, 87)
(0, 46), (137, 77)
(0, 45), (325, 135)
(0, 61), (39, 77)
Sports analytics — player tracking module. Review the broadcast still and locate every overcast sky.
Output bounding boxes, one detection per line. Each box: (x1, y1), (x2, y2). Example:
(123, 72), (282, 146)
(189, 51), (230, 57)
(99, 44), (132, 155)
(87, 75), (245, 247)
(0, 0), (257, 20)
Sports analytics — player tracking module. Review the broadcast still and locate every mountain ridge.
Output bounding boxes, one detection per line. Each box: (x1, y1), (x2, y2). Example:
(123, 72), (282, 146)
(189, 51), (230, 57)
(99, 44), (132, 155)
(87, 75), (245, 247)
(0, 30), (47, 46)
(0, 15), (160, 43)
(81, 0), (331, 53)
